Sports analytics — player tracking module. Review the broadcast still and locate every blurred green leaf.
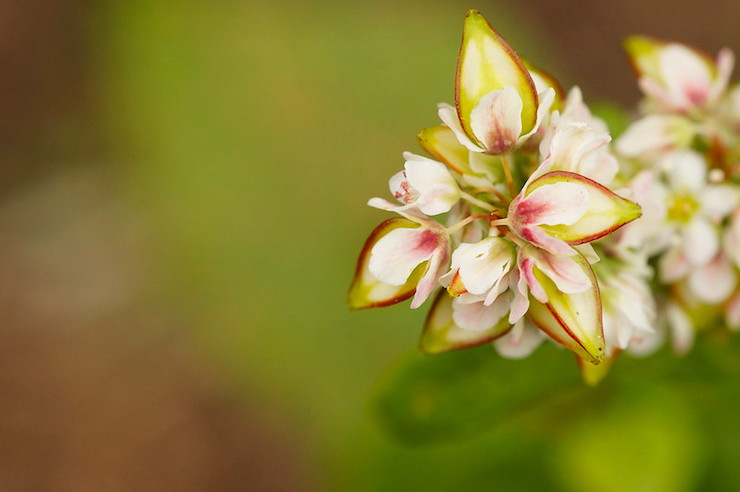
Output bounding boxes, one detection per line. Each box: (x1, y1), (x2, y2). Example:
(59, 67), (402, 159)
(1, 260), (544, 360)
(373, 344), (587, 444)
(552, 383), (707, 492)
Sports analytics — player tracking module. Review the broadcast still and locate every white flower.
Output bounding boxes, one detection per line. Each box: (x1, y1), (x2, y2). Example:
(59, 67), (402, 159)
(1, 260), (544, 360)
(385, 152), (461, 216)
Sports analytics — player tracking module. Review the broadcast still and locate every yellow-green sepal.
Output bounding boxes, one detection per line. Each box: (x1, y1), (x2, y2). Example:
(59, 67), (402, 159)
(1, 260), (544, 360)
(417, 126), (475, 175)
(455, 10), (538, 142)
(526, 253), (605, 364)
(419, 291), (511, 354)
(347, 218), (425, 309)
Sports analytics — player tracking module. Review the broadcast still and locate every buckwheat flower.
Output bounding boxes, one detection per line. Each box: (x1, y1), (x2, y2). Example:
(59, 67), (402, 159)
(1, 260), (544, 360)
(437, 10), (555, 155)
(616, 114), (695, 159)
(508, 170), (642, 256)
(348, 215), (449, 310)
(536, 119), (619, 185)
(594, 253), (656, 352)
(654, 150), (738, 271)
(386, 152), (461, 215)
(441, 235), (517, 306)
(625, 36), (735, 115)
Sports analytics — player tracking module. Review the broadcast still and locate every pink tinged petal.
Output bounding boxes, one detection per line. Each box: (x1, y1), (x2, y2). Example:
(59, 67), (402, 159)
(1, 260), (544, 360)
(518, 254), (547, 303)
(522, 171), (642, 245)
(437, 103), (483, 152)
(417, 125), (476, 174)
(726, 293), (740, 331)
(388, 170), (416, 205)
(660, 44), (714, 109)
(682, 218), (719, 266)
(419, 292), (511, 354)
(493, 318), (545, 359)
(526, 252), (605, 363)
(709, 48), (735, 103)
(348, 219), (426, 309)
(666, 302), (694, 356)
(368, 227), (440, 286)
(469, 86), (523, 154)
(615, 115), (694, 158)
(524, 246), (592, 295)
(411, 246), (449, 309)
(688, 254), (737, 304)
(518, 222), (576, 256)
(455, 237), (516, 296)
(515, 181), (589, 227)
(455, 10), (538, 143)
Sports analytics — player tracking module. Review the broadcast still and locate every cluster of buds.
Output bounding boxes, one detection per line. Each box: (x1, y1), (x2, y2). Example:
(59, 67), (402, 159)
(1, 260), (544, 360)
(348, 10), (739, 382)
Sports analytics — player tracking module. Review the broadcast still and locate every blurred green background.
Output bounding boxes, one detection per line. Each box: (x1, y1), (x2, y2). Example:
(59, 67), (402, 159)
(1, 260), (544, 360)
(0, 0), (738, 490)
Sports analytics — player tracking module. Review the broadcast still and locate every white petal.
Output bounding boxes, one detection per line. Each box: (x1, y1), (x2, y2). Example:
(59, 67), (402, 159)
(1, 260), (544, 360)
(658, 245), (691, 283)
(682, 218), (719, 266)
(688, 253), (737, 304)
(456, 237), (516, 295)
(368, 228), (439, 285)
(493, 318), (544, 359)
(664, 150), (706, 193)
(508, 271), (530, 324)
(700, 185), (738, 219)
(451, 295), (508, 332)
(518, 87), (556, 142)
(404, 153), (461, 215)
(411, 248), (449, 309)
(666, 302), (695, 355)
(437, 103), (484, 152)
(469, 86), (523, 154)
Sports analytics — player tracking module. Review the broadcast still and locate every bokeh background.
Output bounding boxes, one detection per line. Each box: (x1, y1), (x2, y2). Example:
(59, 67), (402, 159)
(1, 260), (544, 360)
(1, 0), (739, 490)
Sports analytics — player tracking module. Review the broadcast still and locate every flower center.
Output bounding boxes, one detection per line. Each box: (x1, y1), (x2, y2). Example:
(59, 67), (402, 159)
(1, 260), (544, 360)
(667, 193), (698, 223)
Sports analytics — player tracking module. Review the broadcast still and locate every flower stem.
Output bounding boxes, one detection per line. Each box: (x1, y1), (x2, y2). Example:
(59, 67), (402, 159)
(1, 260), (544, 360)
(460, 191), (496, 212)
(500, 155), (517, 198)
(446, 213), (489, 234)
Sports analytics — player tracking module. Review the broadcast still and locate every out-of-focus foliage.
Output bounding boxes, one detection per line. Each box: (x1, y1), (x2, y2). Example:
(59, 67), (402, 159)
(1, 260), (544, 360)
(88, 1), (740, 490)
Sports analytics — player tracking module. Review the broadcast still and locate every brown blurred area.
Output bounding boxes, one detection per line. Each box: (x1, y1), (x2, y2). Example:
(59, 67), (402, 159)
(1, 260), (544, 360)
(0, 2), (306, 490)
(0, 0), (736, 490)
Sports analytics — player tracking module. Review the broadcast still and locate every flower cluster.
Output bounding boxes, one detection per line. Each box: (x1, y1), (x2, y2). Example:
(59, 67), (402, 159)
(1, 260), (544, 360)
(348, 10), (739, 382)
